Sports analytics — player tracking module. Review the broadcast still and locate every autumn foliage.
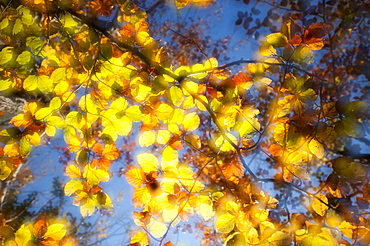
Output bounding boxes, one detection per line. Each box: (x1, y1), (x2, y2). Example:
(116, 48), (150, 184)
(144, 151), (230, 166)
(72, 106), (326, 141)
(0, 0), (369, 245)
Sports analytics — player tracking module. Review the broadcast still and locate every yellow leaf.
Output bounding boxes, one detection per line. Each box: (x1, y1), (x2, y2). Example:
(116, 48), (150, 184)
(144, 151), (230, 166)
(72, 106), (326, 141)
(102, 144), (120, 161)
(137, 153), (159, 173)
(83, 164), (110, 185)
(150, 222), (167, 238)
(0, 160), (12, 180)
(157, 130), (171, 144)
(169, 86), (184, 107)
(4, 143), (20, 157)
(266, 33), (288, 47)
(130, 232), (150, 246)
(338, 221), (355, 239)
(43, 224), (66, 241)
(182, 81), (198, 95)
(169, 108), (184, 124)
(204, 57), (218, 69)
(161, 146), (178, 171)
(246, 227), (260, 244)
(312, 193), (328, 216)
(125, 168), (146, 187)
(155, 104), (173, 122)
(308, 139), (324, 159)
(199, 203), (215, 221)
(15, 224), (32, 246)
(185, 133), (201, 149)
(268, 231), (292, 245)
(176, 0), (189, 9)
(80, 197), (96, 217)
(214, 133), (238, 151)
(65, 165), (81, 179)
(216, 213), (235, 233)
(64, 179), (83, 196)
(139, 131), (156, 147)
(182, 112), (200, 131)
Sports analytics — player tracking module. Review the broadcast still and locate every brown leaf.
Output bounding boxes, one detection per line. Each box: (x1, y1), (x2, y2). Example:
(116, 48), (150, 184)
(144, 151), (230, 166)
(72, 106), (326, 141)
(305, 22), (333, 39)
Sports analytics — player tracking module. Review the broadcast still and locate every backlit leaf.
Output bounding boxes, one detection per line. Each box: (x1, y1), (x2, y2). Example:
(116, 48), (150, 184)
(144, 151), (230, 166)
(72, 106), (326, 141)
(308, 139), (324, 159)
(183, 112), (200, 131)
(266, 33), (288, 47)
(83, 165), (110, 185)
(137, 153), (159, 173)
(169, 86), (184, 107)
(15, 224), (32, 246)
(312, 193), (328, 216)
(150, 222), (167, 238)
(125, 168), (146, 187)
(139, 131), (156, 147)
(130, 232), (150, 246)
(64, 179), (83, 196)
(43, 224), (66, 241)
(66, 165), (81, 179)
(161, 146), (178, 171)
(157, 130), (170, 144)
(338, 221), (355, 239)
(216, 213), (235, 233)
(215, 133), (238, 151)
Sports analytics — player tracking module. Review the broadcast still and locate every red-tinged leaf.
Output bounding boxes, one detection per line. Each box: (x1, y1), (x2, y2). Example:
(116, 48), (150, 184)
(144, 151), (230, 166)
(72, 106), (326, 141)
(290, 34), (302, 45)
(102, 144), (120, 160)
(306, 22), (333, 39)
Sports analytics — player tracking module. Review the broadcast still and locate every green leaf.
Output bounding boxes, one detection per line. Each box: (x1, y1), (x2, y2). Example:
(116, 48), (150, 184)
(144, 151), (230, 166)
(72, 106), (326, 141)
(0, 18), (9, 30)
(266, 33), (288, 47)
(125, 105), (142, 122)
(0, 47), (13, 65)
(50, 68), (67, 82)
(235, 117), (260, 138)
(295, 46), (314, 64)
(342, 118), (365, 138)
(35, 107), (52, 120)
(20, 137), (31, 157)
(26, 36), (44, 53)
(62, 13), (79, 28)
(37, 75), (53, 92)
(0, 79), (12, 91)
(16, 50), (32, 65)
(23, 75), (38, 91)
(333, 157), (367, 183)
(49, 97), (62, 110)
(169, 86), (184, 107)
(21, 13), (34, 25)
(343, 101), (369, 118)
(13, 18), (23, 35)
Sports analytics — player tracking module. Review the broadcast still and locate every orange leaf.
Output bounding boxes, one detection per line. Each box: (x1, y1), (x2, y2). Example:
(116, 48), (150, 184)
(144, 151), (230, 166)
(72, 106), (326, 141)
(125, 168), (146, 187)
(102, 144), (119, 160)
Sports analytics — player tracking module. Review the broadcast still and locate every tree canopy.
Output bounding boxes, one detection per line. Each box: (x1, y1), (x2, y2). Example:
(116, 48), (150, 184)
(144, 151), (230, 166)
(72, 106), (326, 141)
(0, 0), (369, 245)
